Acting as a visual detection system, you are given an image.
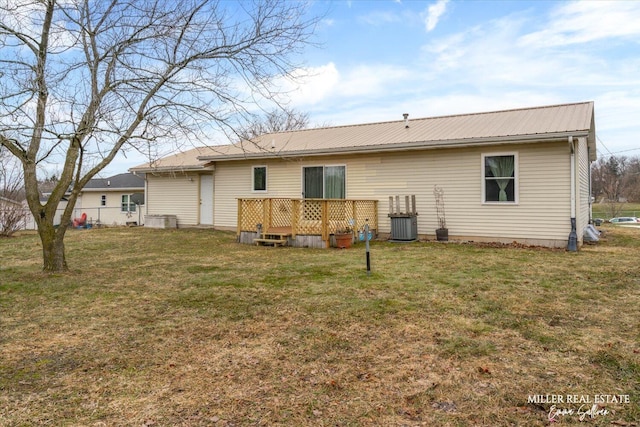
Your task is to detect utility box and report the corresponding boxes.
[388,195,418,241]
[145,214,177,229]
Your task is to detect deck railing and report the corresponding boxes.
[237,198,378,243]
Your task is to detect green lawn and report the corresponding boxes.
[592,202,640,219]
[1,226,639,426]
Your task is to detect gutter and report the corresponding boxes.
[129,164,215,174]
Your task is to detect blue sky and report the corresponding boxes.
[111,0,640,175]
[293,1,638,151]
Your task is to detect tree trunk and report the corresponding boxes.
[39,224,68,272]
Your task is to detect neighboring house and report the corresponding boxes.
[0,196,23,210]
[43,173,145,226]
[0,196,35,232]
[130,102,596,249]
[76,173,145,226]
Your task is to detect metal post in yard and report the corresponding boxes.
[365,219,371,275]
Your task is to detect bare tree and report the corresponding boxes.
[621,156,640,203]
[240,107,310,140]
[592,156,626,200]
[591,155,631,218]
[0,0,320,271]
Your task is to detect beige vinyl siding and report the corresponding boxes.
[146,173,199,226]
[80,192,134,225]
[214,163,247,228]
[214,159,323,228]
[577,136,591,244]
[214,141,573,245]
[354,142,571,243]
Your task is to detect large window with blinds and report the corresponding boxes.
[303,166,346,199]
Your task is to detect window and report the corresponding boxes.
[303,166,345,199]
[100,195,106,206]
[121,194,136,212]
[253,166,267,192]
[483,154,517,203]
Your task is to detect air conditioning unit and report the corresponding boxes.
[388,195,418,242]
[390,214,418,241]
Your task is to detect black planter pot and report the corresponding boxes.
[436,228,448,241]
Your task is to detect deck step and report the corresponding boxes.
[254,238,288,247]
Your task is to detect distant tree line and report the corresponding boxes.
[240,108,310,140]
[591,155,640,204]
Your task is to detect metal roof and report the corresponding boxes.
[83,173,145,190]
[130,147,218,173]
[0,196,23,205]
[130,102,596,172]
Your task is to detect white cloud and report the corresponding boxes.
[592,91,640,132]
[2,1,79,53]
[283,63,341,106]
[519,1,640,48]
[321,18,335,28]
[422,17,564,86]
[281,62,413,110]
[412,92,562,118]
[338,64,410,98]
[419,12,638,91]
[423,0,449,32]
[358,10,401,26]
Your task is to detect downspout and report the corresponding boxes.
[588,145,593,224]
[143,174,148,225]
[567,136,578,251]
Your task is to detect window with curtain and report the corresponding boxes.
[484,154,516,202]
[303,165,345,199]
[253,166,267,192]
[325,166,345,199]
[121,194,136,212]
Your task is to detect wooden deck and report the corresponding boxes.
[237,198,378,248]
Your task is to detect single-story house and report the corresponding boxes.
[43,173,145,226]
[0,196,35,231]
[130,101,596,249]
[75,173,145,226]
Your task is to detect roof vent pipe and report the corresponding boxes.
[403,113,409,128]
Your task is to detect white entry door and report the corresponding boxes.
[199,174,214,225]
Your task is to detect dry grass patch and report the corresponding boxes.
[1,226,639,426]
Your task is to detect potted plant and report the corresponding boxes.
[334,225,353,249]
[433,185,448,241]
